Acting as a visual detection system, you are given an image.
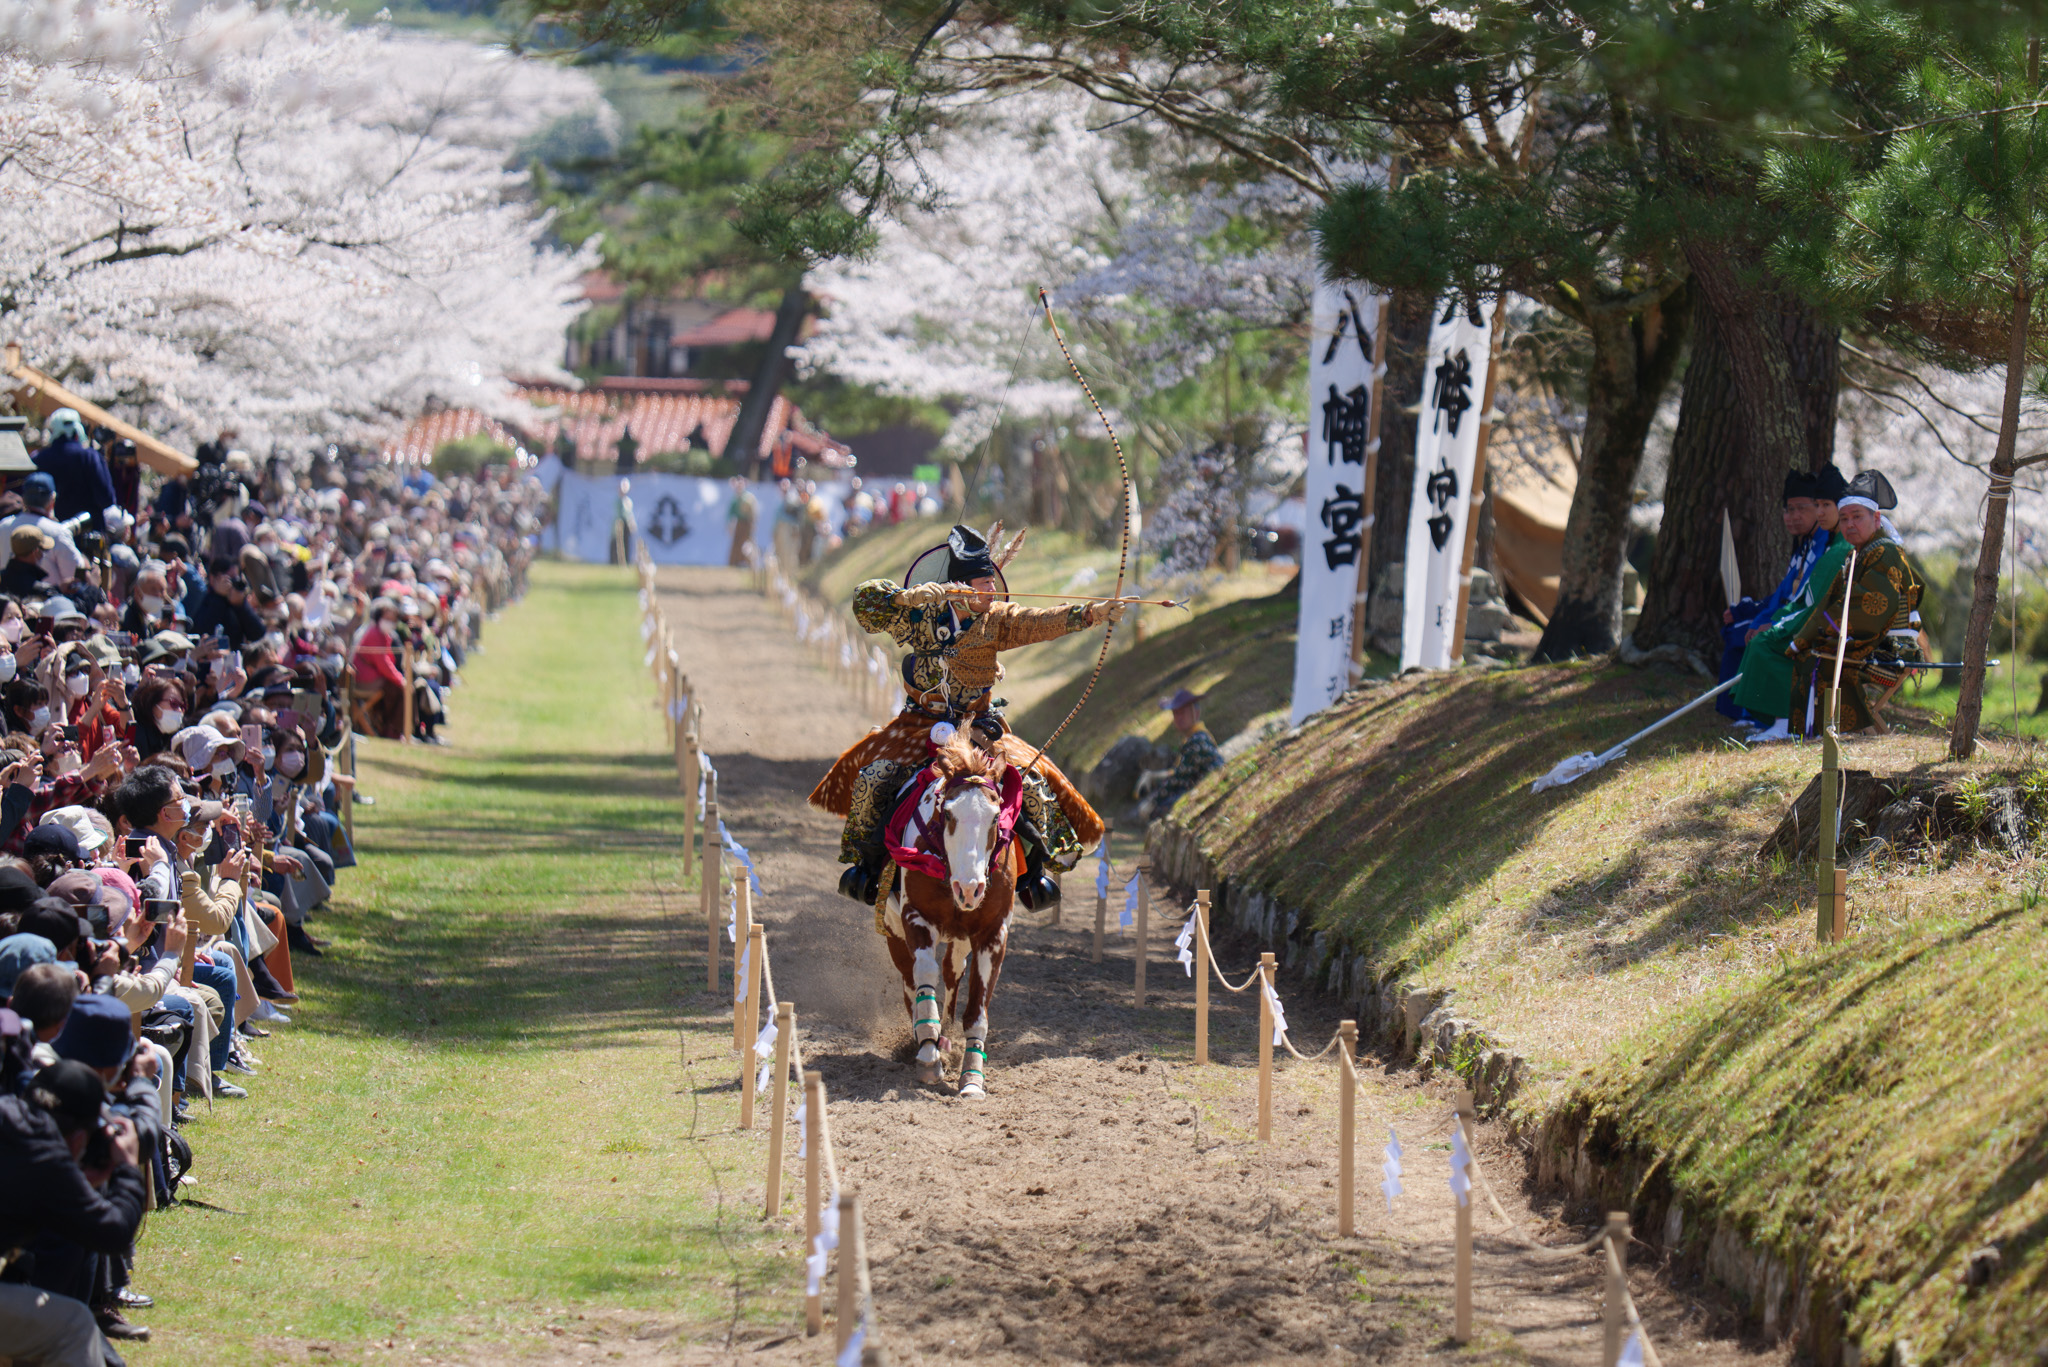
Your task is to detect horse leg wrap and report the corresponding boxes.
[911,984,942,1046]
[960,1032,988,1092]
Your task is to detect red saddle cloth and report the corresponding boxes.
[882,763,1024,880]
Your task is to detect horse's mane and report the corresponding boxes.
[932,731,1003,784]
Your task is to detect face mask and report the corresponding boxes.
[0,619,21,645]
[0,653,14,684]
[65,674,90,697]
[140,595,165,615]
[277,752,305,778]
[30,706,51,732]
[182,799,198,822]
[260,746,275,766]
[156,708,184,733]
[212,758,238,778]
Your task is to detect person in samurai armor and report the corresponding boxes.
[1786,470,1923,736]
[810,524,1120,910]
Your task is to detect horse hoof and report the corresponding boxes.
[958,1082,986,1100]
[917,1062,945,1086]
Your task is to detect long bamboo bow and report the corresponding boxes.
[1019,287,1134,776]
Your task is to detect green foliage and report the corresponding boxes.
[433,433,515,478]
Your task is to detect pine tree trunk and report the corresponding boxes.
[1635,297,1839,657]
[725,286,810,475]
[1368,290,1435,588]
[1532,282,1692,660]
[1949,288,2031,759]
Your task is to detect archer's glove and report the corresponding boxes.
[1084,599,1127,626]
[898,581,956,608]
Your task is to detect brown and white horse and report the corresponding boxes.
[878,733,1021,1099]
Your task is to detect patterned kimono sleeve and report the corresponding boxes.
[1172,728,1224,789]
[852,580,918,645]
[1794,546,1905,653]
[987,600,1091,650]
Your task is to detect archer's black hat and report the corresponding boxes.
[944,525,998,582]
[1843,469,1898,510]
[1813,463,1850,502]
[1783,469,1817,501]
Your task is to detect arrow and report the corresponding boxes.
[931,589,1188,609]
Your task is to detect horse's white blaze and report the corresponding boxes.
[943,784,1000,910]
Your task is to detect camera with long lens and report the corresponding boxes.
[80,1117,117,1169]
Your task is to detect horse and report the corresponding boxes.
[876,731,1023,1099]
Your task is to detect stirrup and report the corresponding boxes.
[839,860,883,906]
[1017,870,1061,910]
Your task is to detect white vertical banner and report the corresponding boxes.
[1291,281,1386,726]
[1400,300,1493,672]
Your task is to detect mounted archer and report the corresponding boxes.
[809,523,1119,909]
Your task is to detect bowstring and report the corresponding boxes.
[1020,287,1132,778]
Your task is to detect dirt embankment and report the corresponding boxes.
[656,566,1780,1367]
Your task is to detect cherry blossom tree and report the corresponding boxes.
[1,0,604,451]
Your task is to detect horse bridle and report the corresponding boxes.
[906,770,1011,867]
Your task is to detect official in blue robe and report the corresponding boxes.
[1718,469,1832,721]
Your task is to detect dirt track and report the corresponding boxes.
[659,565,1785,1367]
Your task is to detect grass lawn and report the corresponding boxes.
[135,561,798,1364]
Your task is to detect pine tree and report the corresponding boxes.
[1770,32,2048,757]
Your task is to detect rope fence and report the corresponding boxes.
[636,550,886,1367]
[652,548,1659,1367]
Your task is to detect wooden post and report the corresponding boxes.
[681,722,698,878]
[1602,1211,1631,1367]
[739,925,763,1130]
[835,1190,860,1352]
[703,799,722,993]
[1454,1086,1475,1344]
[1194,889,1211,1066]
[400,641,415,742]
[1818,687,1840,944]
[805,1071,824,1336]
[1133,855,1150,1007]
[765,1003,793,1216]
[1257,952,1276,1142]
[339,724,356,846]
[1338,1020,1357,1236]
[1833,865,1849,941]
[733,879,754,1051]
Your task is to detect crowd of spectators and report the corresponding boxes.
[0,415,546,1364]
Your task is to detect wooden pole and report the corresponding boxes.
[733,878,754,1051]
[1833,865,1849,941]
[1818,686,1840,944]
[1338,1020,1357,1236]
[703,799,722,993]
[1133,855,1150,1007]
[1194,889,1211,1066]
[400,641,416,742]
[340,724,356,846]
[835,1190,860,1352]
[681,721,698,878]
[1257,952,1276,1142]
[805,1071,824,1336]
[1454,1086,1476,1344]
[1602,1211,1631,1367]
[739,925,763,1130]
[765,1002,793,1217]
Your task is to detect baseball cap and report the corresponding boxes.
[28,1058,105,1130]
[9,526,52,556]
[39,805,109,854]
[0,931,58,996]
[23,824,82,862]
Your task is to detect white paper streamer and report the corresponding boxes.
[754,1020,778,1093]
[1094,844,1110,901]
[806,1198,841,1295]
[643,642,658,667]
[1618,1331,1644,1367]
[1261,973,1289,1046]
[638,588,649,610]
[837,1323,865,1367]
[640,617,655,642]
[794,1102,806,1157]
[735,941,750,1002]
[1448,1116,1471,1207]
[719,821,765,897]
[1174,906,1199,976]
[1381,1127,1404,1209]
[725,887,737,943]
[1121,871,1140,933]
